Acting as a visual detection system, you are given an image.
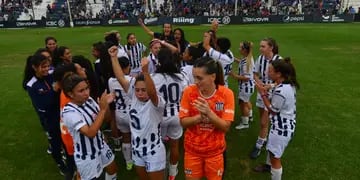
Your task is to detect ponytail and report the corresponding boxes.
[215,61,225,86]
[271,57,300,89]
[22,56,35,90]
[284,57,300,89]
[242,41,254,73]
[22,54,49,90]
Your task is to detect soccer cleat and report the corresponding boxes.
[46,146,52,154]
[253,164,271,173]
[57,163,67,176]
[126,162,134,171]
[250,147,261,159]
[168,175,176,180]
[235,123,249,130]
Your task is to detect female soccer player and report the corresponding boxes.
[109,46,166,180]
[229,41,255,130]
[138,18,174,42]
[53,63,87,179]
[124,33,147,76]
[107,56,135,170]
[152,48,188,180]
[179,57,235,180]
[23,53,66,175]
[61,74,118,180]
[45,36,58,59]
[254,58,299,180]
[53,46,72,67]
[173,28,189,67]
[105,30,129,58]
[181,46,203,84]
[251,37,281,159]
[202,32,234,87]
[146,39,161,74]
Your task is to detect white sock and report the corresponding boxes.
[241,116,249,125]
[122,143,132,164]
[255,137,266,149]
[266,152,271,166]
[105,172,117,180]
[169,162,178,176]
[271,167,282,180]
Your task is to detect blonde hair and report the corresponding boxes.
[241,41,254,73]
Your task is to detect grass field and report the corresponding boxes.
[1,23,360,180]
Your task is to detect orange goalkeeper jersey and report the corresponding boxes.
[179,85,235,157]
[60,91,74,155]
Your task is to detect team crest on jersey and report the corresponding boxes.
[215,102,224,111]
[185,168,192,175]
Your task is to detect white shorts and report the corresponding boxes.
[100,143,115,168]
[161,116,183,140]
[266,131,292,158]
[255,93,265,109]
[115,111,131,133]
[75,142,115,180]
[238,89,253,102]
[132,143,166,172]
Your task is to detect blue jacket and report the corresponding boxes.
[26,75,60,130]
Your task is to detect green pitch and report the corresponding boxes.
[0,23,360,179]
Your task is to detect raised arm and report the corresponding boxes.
[108,46,130,92]
[160,40,179,54]
[210,19,219,33]
[203,32,232,64]
[138,18,155,37]
[141,57,158,106]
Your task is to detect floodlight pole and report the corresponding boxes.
[235,0,238,16]
[66,0,74,27]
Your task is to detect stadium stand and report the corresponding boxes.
[0,0,358,21]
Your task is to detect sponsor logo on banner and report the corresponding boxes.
[331,15,345,22]
[0,23,4,27]
[144,17,158,25]
[222,16,231,24]
[321,15,331,22]
[16,21,37,27]
[172,17,195,24]
[75,20,101,26]
[283,15,305,23]
[58,19,65,27]
[108,19,129,25]
[207,16,231,24]
[243,17,269,23]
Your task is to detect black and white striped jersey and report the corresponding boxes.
[238,57,255,93]
[117,44,129,59]
[269,83,296,137]
[206,48,234,86]
[254,54,281,84]
[124,43,147,71]
[62,98,105,160]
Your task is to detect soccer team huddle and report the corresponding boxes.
[22,19,300,180]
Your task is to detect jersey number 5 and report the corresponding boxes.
[129,109,141,130]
